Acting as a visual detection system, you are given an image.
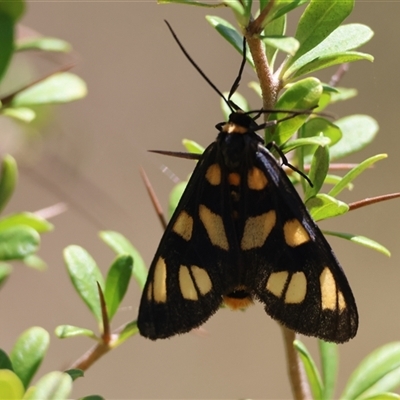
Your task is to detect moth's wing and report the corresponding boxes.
[242,146,358,343]
[137,143,236,340]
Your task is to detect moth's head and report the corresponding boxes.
[221,112,256,135]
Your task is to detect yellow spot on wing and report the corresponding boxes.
[199,204,229,250]
[284,219,310,247]
[153,257,167,303]
[285,272,307,304]
[146,281,153,301]
[228,172,241,186]
[338,291,346,312]
[320,267,337,310]
[179,265,198,300]
[248,167,268,190]
[191,266,212,295]
[206,164,221,186]
[266,271,289,298]
[173,211,193,241]
[241,211,276,250]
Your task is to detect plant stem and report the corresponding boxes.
[69,341,111,371]
[245,33,279,110]
[282,326,312,400]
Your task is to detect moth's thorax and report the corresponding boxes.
[218,131,258,170]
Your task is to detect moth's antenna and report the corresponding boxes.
[227,36,247,104]
[164,20,232,111]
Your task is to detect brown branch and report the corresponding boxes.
[139,166,167,230]
[68,341,111,371]
[349,192,400,211]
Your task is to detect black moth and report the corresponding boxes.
[137,22,358,343]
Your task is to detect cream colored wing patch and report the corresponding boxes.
[199,204,229,250]
[320,267,346,312]
[152,257,167,303]
[205,164,221,186]
[248,167,268,190]
[266,271,307,304]
[284,219,310,247]
[173,211,193,241]
[241,211,276,250]
[179,265,212,300]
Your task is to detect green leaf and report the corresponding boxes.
[290,0,354,64]
[324,174,354,191]
[54,325,98,340]
[330,115,379,160]
[64,245,104,323]
[328,154,387,198]
[104,255,133,321]
[301,117,342,160]
[22,254,47,271]
[0,0,25,21]
[0,349,12,370]
[64,369,84,382]
[16,37,71,52]
[12,72,87,106]
[0,226,40,260]
[280,135,331,154]
[23,371,72,400]
[319,340,338,400]
[262,0,308,26]
[206,16,254,66]
[306,194,349,221]
[263,14,286,68]
[10,327,49,389]
[341,342,400,400]
[222,0,249,27]
[0,13,13,82]
[294,340,323,400]
[99,231,147,290]
[78,396,105,400]
[285,23,373,79]
[0,212,53,233]
[0,263,12,288]
[267,77,322,145]
[330,87,358,103]
[114,320,139,347]
[261,35,299,56]
[182,139,204,154]
[323,231,390,257]
[1,107,36,123]
[305,144,330,201]
[0,370,24,400]
[0,155,18,214]
[362,393,400,400]
[169,181,187,218]
[289,51,373,80]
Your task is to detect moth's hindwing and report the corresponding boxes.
[242,145,358,343]
[138,118,358,343]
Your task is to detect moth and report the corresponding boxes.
[137,22,358,343]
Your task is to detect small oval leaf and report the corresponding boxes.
[10,327,49,389]
[12,72,87,106]
[63,246,104,323]
[104,255,133,321]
